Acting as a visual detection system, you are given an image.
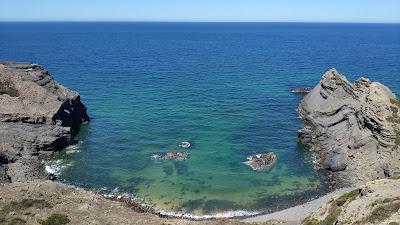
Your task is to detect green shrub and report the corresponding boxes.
[388,222,399,225]
[370,204,386,221]
[0,212,6,223]
[366,201,400,223]
[38,213,70,225]
[4,199,51,212]
[8,218,26,225]
[321,208,341,225]
[390,98,400,108]
[19,199,51,209]
[0,81,18,97]
[335,189,360,206]
[302,217,320,225]
[395,130,400,146]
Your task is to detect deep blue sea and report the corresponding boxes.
[1,22,399,217]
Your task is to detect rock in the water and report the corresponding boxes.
[298,68,400,186]
[151,152,190,161]
[245,152,277,171]
[0,62,89,182]
[66,149,77,155]
[292,87,311,94]
[179,141,191,148]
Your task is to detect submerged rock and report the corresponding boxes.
[151,152,190,161]
[0,62,89,182]
[292,87,311,94]
[179,141,191,148]
[245,152,277,171]
[298,68,400,186]
[66,149,77,155]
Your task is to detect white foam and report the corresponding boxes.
[157,209,259,220]
[150,154,162,160]
[65,141,83,153]
[99,189,258,220]
[45,159,67,176]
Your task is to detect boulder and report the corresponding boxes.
[245,152,277,171]
[292,87,311,94]
[298,69,400,186]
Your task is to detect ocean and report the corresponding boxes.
[1,22,399,217]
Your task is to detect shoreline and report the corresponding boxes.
[0,179,353,224]
[242,187,353,223]
[107,187,350,222]
[3,179,398,225]
[55,177,347,222]
[44,145,337,221]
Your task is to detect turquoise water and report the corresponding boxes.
[0,22,399,216]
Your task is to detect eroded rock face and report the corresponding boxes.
[0,62,89,182]
[298,69,400,186]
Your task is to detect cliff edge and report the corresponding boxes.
[0,62,89,182]
[298,69,400,186]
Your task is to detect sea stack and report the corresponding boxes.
[0,62,89,182]
[298,69,400,186]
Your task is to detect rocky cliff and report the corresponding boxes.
[298,69,400,186]
[0,62,89,182]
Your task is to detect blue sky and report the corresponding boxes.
[0,0,399,23]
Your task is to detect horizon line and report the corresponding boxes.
[1,20,400,25]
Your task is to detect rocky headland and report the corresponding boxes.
[298,69,400,186]
[0,62,89,182]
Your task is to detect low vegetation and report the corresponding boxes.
[335,189,360,206]
[395,130,400,146]
[0,199,52,225]
[301,189,360,225]
[0,80,19,97]
[302,193,400,225]
[388,98,400,124]
[364,200,400,224]
[8,217,26,225]
[0,212,6,224]
[387,98,400,147]
[38,213,70,225]
[390,98,400,108]
[302,217,319,225]
[3,199,51,212]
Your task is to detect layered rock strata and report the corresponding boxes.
[0,62,89,182]
[298,69,400,186]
